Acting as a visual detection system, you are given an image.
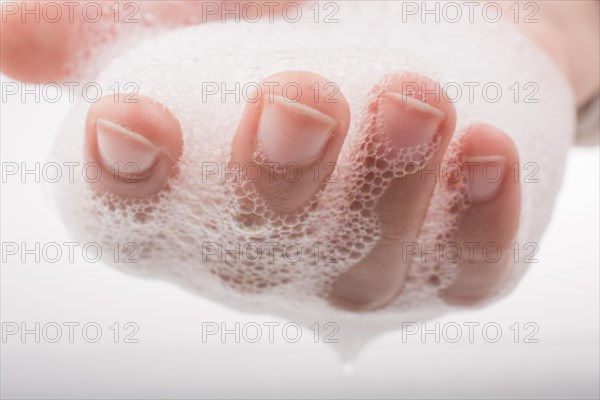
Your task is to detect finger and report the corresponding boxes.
[330,71,457,311]
[84,94,184,198]
[441,124,521,305]
[230,70,351,214]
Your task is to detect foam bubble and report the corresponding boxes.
[49,1,575,345]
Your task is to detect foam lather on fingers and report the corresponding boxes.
[49,2,574,345]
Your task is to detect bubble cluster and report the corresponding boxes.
[49,1,574,332]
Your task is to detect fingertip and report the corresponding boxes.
[379,71,457,144]
[84,95,184,199]
[0,4,71,82]
[461,123,521,207]
[231,70,351,213]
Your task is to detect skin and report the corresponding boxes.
[1,1,597,311]
[500,0,600,107]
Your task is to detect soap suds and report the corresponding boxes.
[48,2,575,347]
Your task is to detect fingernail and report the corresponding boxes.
[465,156,506,203]
[379,92,445,149]
[256,95,337,164]
[96,118,162,179]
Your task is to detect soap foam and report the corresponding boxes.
[49,1,575,346]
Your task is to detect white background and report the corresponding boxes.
[1,75,598,399]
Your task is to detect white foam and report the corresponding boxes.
[49,1,575,351]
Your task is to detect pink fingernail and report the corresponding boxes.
[465,156,506,202]
[256,96,337,164]
[379,92,445,149]
[96,118,162,179]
